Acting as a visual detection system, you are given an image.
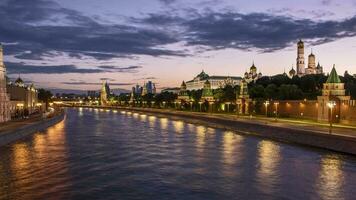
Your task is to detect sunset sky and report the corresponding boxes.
[1,0,356,92]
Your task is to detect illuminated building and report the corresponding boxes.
[186,70,241,90]
[0,43,11,123]
[317,65,350,122]
[295,40,323,76]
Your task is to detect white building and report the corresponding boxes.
[186,70,242,91]
[295,40,323,77]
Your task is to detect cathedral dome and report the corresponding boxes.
[289,67,296,76]
[250,63,257,71]
[15,77,25,87]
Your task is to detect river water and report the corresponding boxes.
[0,108,355,200]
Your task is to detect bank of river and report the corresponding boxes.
[0,111,65,146]
[77,106,356,155]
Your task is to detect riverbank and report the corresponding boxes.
[74,105,356,155]
[0,111,65,146]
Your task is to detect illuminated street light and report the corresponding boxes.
[327,101,336,134]
[264,101,270,117]
[274,102,279,121]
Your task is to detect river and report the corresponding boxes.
[0,108,355,200]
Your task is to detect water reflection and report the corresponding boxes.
[160,118,168,130]
[1,108,355,200]
[196,125,206,153]
[140,114,147,122]
[317,155,345,200]
[148,115,156,127]
[172,120,184,133]
[12,143,31,189]
[222,131,244,166]
[256,140,281,194]
[78,107,83,116]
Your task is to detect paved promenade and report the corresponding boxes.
[0,115,43,135]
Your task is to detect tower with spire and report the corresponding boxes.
[0,44,11,123]
[317,65,350,122]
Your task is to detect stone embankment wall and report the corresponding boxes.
[119,107,356,155]
[0,112,65,146]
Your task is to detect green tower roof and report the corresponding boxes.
[326,65,341,83]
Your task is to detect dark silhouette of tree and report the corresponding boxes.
[38,88,53,110]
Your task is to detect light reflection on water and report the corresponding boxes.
[318,155,345,200]
[0,108,355,200]
[257,140,281,194]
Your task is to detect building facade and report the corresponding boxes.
[186,70,241,91]
[295,40,323,77]
[0,44,11,123]
[7,77,39,115]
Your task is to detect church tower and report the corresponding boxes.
[0,44,11,123]
[296,40,305,75]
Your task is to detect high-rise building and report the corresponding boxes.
[100,81,108,105]
[0,44,11,123]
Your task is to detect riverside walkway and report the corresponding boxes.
[78,105,356,139]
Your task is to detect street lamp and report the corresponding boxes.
[327,101,336,134]
[274,102,279,121]
[264,101,270,117]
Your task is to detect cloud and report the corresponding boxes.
[61,81,133,86]
[5,62,143,74]
[0,0,186,62]
[158,0,176,5]
[136,10,356,52]
[3,0,356,64]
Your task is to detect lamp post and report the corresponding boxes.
[274,102,279,121]
[327,101,336,134]
[264,101,270,117]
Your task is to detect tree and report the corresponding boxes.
[278,84,303,100]
[38,88,53,110]
[249,85,265,99]
[265,84,278,99]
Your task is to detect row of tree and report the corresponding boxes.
[115,73,356,106]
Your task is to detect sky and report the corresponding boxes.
[1,0,356,92]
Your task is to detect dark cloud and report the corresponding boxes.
[61,81,133,86]
[158,0,177,5]
[5,62,142,74]
[181,12,356,52]
[97,65,142,73]
[135,10,356,52]
[0,0,186,62]
[3,0,356,66]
